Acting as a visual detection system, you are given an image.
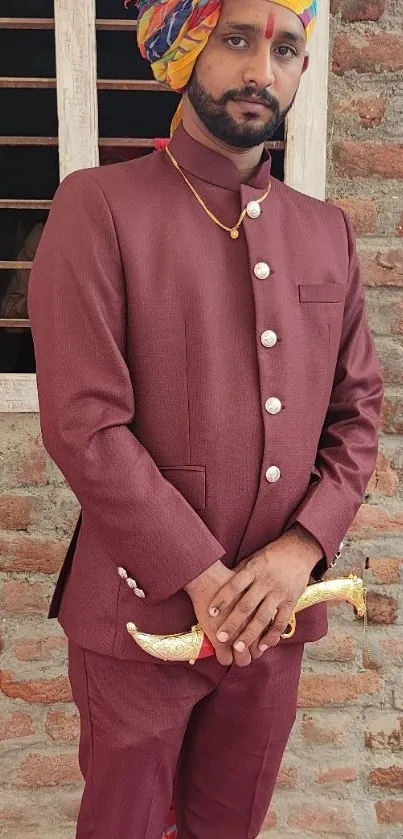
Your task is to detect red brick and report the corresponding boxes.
[0,494,31,530]
[362,250,403,289]
[328,197,376,235]
[14,436,47,486]
[62,797,81,823]
[45,710,80,742]
[0,533,66,573]
[368,557,403,584]
[350,504,403,537]
[367,591,398,624]
[0,580,48,614]
[370,765,403,787]
[276,765,298,788]
[316,766,358,784]
[19,752,81,786]
[263,809,277,828]
[380,638,403,663]
[333,33,403,75]
[0,670,72,703]
[377,341,403,385]
[301,713,350,746]
[298,672,383,707]
[365,714,403,750]
[288,803,356,835]
[333,97,387,129]
[333,141,403,179]
[366,296,403,338]
[375,800,403,823]
[14,636,67,661]
[380,396,403,433]
[0,711,34,741]
[0,807,24,826]
[355,97,387,128]
[306,631,358,662]
[367,453,399,497]
[361,250,403,288]
[332,0,386,20]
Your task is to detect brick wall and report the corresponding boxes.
[1,4,402,838]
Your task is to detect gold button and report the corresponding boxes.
[261,330,278,348]
[247,201,261,219]
[266,466,281,483]
[265,397,282,415]
[254,262,271,280]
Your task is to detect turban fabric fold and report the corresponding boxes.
[129,0,318,94]
[135,0,221,93]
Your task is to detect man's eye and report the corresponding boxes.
[224,36,249,49]
[275,45,298,58]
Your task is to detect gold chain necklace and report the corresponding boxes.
[165,145,271,240]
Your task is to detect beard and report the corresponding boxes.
[186,71,296,149]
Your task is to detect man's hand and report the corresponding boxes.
[185,561,263,667]
[185,561,238,666]
[208,525,323,660]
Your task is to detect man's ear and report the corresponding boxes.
[302,53,310,75]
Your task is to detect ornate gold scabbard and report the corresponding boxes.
[126,575,366,663]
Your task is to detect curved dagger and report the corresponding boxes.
[127,575,366,663]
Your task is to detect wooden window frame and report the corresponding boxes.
[0,0,330,413]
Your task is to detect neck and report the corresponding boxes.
[181,95,265,184]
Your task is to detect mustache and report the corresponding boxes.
[220,86,280,114]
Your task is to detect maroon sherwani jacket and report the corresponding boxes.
[28,125,383,660]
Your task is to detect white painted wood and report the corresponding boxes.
[0,374,39,413]
[284,0,330,200]
[54,0,99,179]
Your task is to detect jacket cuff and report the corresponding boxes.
[113,527,227,605]
[284,500,345,579]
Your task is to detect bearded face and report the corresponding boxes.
[186,0,307,149]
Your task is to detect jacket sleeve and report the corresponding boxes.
[28,170,227,604]
[285,210,384,576]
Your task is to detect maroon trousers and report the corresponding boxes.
[68,640,304,839]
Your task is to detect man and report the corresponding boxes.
[28,1,383,837]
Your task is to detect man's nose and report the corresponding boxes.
[243,46,275,89]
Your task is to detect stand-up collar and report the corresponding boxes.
[167,123,272,192]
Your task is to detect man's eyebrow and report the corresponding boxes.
[219,21,262,35]
[275,29,306,47]
[219,21,306,46]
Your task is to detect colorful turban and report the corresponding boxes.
[130,0,318,94]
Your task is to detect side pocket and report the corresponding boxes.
[159,466,206,512]
[299,283,345,303]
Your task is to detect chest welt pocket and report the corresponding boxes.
[299,283,345,303]
[158,466,206,512]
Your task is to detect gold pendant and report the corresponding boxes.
[230,228,239,239]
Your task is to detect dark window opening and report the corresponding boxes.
[0,5,56,372]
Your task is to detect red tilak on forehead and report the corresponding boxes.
[265,13,275,39]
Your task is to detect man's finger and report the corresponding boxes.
[213,641,234,666]
[258,603,294,650]
[229,597,279,651]
[208,567,254,618]
[214,587,267,644]
[233,648,252,667]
